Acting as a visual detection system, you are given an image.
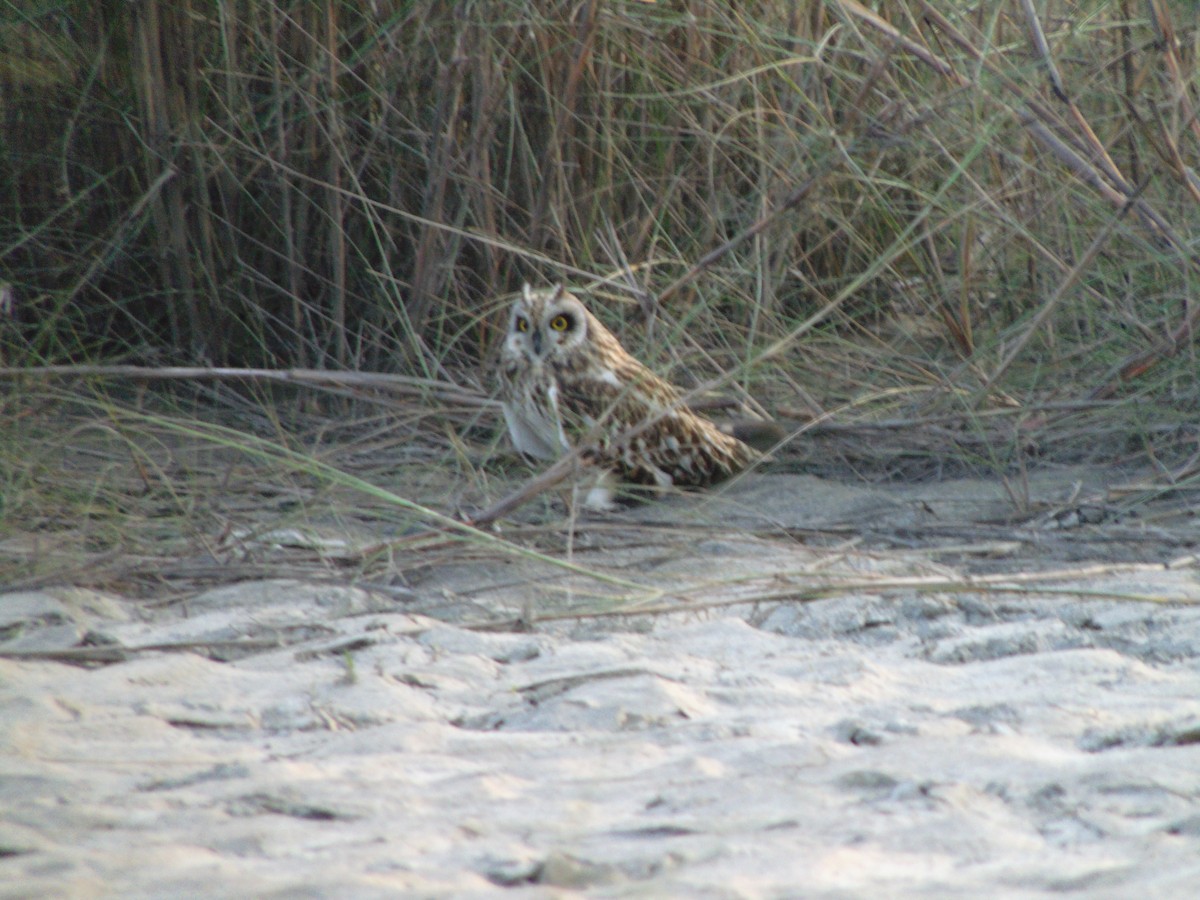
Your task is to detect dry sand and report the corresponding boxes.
[3,469,1200,897]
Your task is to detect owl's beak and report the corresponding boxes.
[531,330,543,355]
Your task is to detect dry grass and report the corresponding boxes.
[3,1,1200,593]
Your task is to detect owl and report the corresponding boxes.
[497,283,760,510]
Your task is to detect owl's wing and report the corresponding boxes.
[555,359,756,487]
[555,359,679,437]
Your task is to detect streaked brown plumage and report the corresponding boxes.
[497,283,758,509]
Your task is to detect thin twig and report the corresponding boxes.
[984,186,1140,391]
[0,365,492,408]
[464,454,578,529]
[471,555,1200,629]
[657,165,835,305]
[831,0,960,81]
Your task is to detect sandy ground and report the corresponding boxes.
[3,468,1200,897]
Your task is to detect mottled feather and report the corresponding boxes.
[497,283,759,505]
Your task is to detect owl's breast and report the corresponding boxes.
[499,368,571,462]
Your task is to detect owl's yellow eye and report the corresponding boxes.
[549,314,571,332]
[515,316,530,333]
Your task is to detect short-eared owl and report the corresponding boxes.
[497,283,759,510]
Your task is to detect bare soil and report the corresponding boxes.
[3,453,1200,897]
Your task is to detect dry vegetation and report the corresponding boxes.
[2,1,1200,593]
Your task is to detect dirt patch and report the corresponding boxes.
[3,465,1200,895]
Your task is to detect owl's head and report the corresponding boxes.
[505,283,591,362]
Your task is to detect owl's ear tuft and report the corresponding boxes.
[522,283,536,303]
[549,283,566,303]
